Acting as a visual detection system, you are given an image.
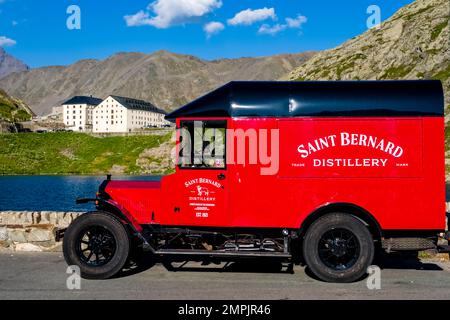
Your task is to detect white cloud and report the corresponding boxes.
[0,36,16,47]
[259,14,307,36]
[124,10,151,27]
[124,0,222,29]
[203,21,224,38]
[227,7,275,26]
[285,14,307,28]
[258,24,286,36]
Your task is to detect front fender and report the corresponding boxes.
[76,198,144,236]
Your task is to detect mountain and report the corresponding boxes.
[284,0,450,109]
[0,50,315,115]
[0,47,29,80]
[0,88,34,123]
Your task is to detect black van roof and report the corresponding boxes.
[165,80,444,121]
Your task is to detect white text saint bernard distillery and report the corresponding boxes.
[297,132,404,158]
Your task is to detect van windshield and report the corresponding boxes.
[178,120,226,169]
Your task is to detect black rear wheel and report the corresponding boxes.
[63,212,130,279]
[303,213,374,283]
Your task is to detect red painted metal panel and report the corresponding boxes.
[103,115,446,232]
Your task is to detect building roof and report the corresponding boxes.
[165,80,444,121]
[62,96,103,106]
[110,95,166,114]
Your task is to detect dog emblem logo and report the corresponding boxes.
[197,186,209,196]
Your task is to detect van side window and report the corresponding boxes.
[179,120,226,169]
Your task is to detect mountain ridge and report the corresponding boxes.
[0,50,315,115]
[284,0,450,109]
[0,47,29,80]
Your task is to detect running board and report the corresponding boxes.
[155,249,291,258]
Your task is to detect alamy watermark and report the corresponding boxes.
[366,5,381,30]
[66,265,81,290]
[366,265,381,290]
[67,5,81,30]
[173,123,280,176]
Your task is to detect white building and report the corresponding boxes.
[93,95,169,133]
[62,96,103,132]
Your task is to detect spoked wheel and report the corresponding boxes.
[63,212,130,279]
[318,228,360,271]
[75,226,117,267]
[303,213,374,283]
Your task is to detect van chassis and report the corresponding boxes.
[57,191,450,278]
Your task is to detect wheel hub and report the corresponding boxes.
[318,228,360,270]
[328,238,348,257]
[76,226,117,267]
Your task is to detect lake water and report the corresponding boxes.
[0,175,160,212]
[1,176,449,212]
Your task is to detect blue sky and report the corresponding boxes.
[0,0,414,68]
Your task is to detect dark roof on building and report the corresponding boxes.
[165,80,444,121]
[62,96,103,106]
[110,95,166,114]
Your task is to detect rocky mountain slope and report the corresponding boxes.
[0,50,315,115]
[285,0,449,109]
[0,47,29,80]
[0,88,34,121]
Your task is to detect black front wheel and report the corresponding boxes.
[63,212,130,279]
[302,213,374,283]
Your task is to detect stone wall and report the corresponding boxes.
[0,211,81,252]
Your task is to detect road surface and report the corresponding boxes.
[0,252,449,300]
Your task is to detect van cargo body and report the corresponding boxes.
[62,80,448,283]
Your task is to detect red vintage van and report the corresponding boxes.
[62,80,449,283]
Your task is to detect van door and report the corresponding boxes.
[171,119,229,227]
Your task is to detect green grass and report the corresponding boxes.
[404,5,433,21]
[0,103,32,122]
[0,104,15,122]
[380,64,413,79]
[0,132,172,175]
[416,72,425,78]
[426,48,440,55]
[432,64,450,82]
[336,61,355,80]
[431,19,449,41]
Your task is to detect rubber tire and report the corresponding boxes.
[302,213,374,283]
[63,212,130,280]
